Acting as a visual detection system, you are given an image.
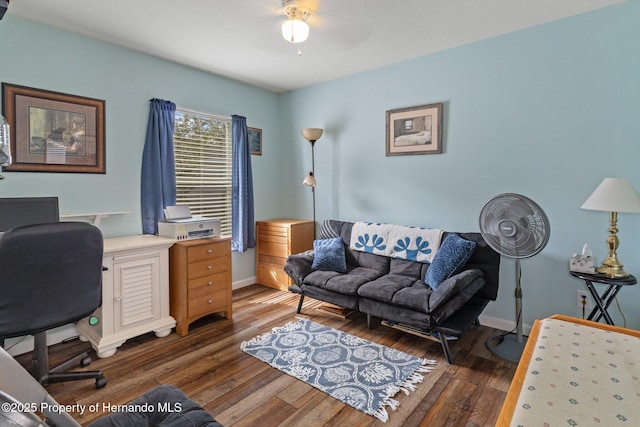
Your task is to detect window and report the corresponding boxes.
[173,109,232,236]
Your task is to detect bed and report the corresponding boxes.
[496,314,640,426]
[394,130,431,146]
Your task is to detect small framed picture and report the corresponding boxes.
[2,83,105,173]
[386,103,443,156]
[248,127,262,155]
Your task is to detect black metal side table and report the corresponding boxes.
[570,271,637,325]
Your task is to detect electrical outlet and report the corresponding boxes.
[577,290,592,309]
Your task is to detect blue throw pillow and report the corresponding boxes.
[425,234,476,290]
[312,237,347,273]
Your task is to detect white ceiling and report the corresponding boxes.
[7,0,625,93]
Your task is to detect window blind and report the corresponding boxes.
[174,110,232,236]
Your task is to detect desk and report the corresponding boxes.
[570,271,637,325]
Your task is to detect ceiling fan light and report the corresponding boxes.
[282,18,309,43]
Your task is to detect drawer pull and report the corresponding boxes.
[207,249,212,253]
[208,281,212,285]
[207,265,212,270]
[207,300,212,304]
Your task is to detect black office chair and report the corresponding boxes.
[0,222,107,389]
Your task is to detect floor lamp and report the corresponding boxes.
[302,128,323,238]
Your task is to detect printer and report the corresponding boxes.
[157,206,220,241]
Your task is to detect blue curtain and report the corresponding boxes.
[141,99,176,235]
[231,115,255,252]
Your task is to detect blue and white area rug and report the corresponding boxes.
[240,317,436,422]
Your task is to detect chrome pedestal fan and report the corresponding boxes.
[479,193,550,363]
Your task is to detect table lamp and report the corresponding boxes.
[581,178,640,277]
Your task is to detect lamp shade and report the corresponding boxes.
[302,173,316,187]
[282,18,309,43]
[302,128,323,142]
[581,178,640,213]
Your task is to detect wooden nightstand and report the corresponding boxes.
[256,219,314,291]
[169,237,232,336]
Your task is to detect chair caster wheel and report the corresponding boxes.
[81,356,92,367]
[95,376,107,389]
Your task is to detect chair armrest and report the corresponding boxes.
[283,250,314,287]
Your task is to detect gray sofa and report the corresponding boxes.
[284,220,500,363]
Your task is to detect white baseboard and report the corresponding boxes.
[232,276,256,290]
[478,314,532,336]
[5,326,78,357]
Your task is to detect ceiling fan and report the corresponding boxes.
[279,0,320,44]
[269,0,371,55]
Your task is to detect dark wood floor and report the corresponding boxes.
[16,285,516,426]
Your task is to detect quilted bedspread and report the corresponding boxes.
[509,317,640,426]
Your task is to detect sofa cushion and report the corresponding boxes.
[359,268,484,315]
[312,237,347,272]
[389,258,424,279]
[387,281,433,313]
[349,249,391,273]
[304,268,381,296]
[357,274,419,302]
[425,233,476,290]
[359,274,486,330]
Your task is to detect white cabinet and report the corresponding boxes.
[76,235,176,358]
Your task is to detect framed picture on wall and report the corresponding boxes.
[385,102,443,156]
[248,127,262,155]
[1,83,105,173]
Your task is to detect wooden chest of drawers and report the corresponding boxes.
[169,237,232,336]
[256,219,314,291]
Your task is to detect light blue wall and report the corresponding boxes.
[281,0,640,329]
[0,16,285,282]
[1,1,639,331]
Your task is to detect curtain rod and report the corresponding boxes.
[176,106,231,121]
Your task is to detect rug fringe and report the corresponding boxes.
[374,407,390,423]
[398,358,436,394]
[375,386,401,423]
[240,318,305,350]
[373,358,438,422]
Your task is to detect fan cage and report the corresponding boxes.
[479,193,550,259]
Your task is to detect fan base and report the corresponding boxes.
[486,333,527,364]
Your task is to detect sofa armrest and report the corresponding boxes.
[283,250,314,287]
[428,268,483,312]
